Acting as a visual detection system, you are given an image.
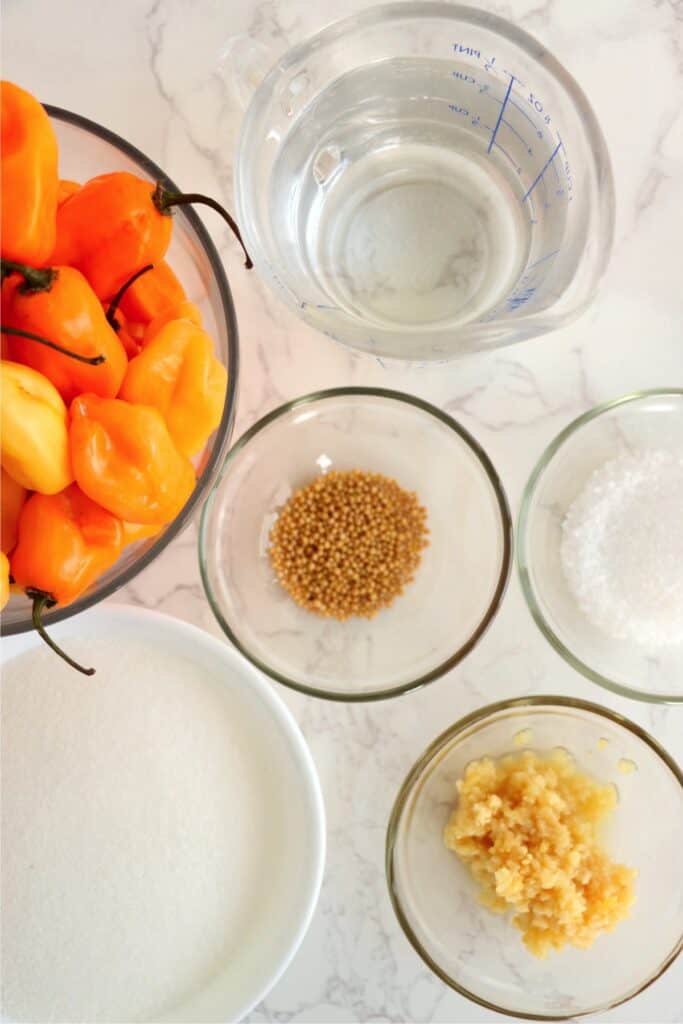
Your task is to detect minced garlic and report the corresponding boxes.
[444,749,636,958]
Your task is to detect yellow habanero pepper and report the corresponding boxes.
[0,551,9,610]
[1,360,73,494]
[119,319,227,457]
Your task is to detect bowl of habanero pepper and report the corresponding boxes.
[0,81,246,673]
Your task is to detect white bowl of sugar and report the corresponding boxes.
[1,605,325,1023]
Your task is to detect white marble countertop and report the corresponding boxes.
[5,1,682,1021]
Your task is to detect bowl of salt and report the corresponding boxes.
[517,390,683,704]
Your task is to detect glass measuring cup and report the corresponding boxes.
[234,3,614,361]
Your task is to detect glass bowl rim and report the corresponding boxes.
[1,103,240,637]
[198,385,513,702]
[385,693,683,1021]
[517,388,683,705]
[235,0,615,341]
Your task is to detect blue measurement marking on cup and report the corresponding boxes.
[487,72,515,153]
[449,44,574,320]
[526,249,559,271]
[478,87,534,154]
[481,124,516,167]
[450,45,574,220]
[510,97,541,133]
[480,119,537,213]
[501,118,533,153]
[478,246,559,322]
[521,140,562,202]
[484,122,539,218]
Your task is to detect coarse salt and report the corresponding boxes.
[560,449,683,647]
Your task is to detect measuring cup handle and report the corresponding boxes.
[218,34,280,111]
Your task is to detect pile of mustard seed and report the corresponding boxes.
[269,469,429,620]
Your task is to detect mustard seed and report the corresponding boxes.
[268,469,429,620]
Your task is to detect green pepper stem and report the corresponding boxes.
[106,263,154,330]
[27,589,95,676]
[152,184,253,269]
[1,326,105,366]
[0,259,58,293]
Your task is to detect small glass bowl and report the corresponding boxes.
[517,390,683,704]
[386,696,683,1020]
[1,105,239,637]
[199,388,512,701]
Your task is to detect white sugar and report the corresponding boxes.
[561,449,683,647]
[1,638,274,1022]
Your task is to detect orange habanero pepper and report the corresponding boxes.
[143,299,202,347]
[10,483,124,674]
[120,319,227,458]
[52,171,251,300]
[0,550,9,611]
[56,179,80,206]
[1,468,27,553]
[125,320,146,344]
[121,521,163,547]
[101,262,155,358]
[1,262,127,403]
[70,395,196,525]
[103,306,140,359]
[0,82,58,265]
[119,259,186,324]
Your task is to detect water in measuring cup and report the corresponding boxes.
[269,57,544,331]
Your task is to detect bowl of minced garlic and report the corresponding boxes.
[443,748,636,958]
[386,697,683,1018]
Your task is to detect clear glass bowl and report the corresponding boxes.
[386,696,683,1019]
[1,105,239,637]
[517,390,683,704]
[235,2,614,361]
[199,388,512,700]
